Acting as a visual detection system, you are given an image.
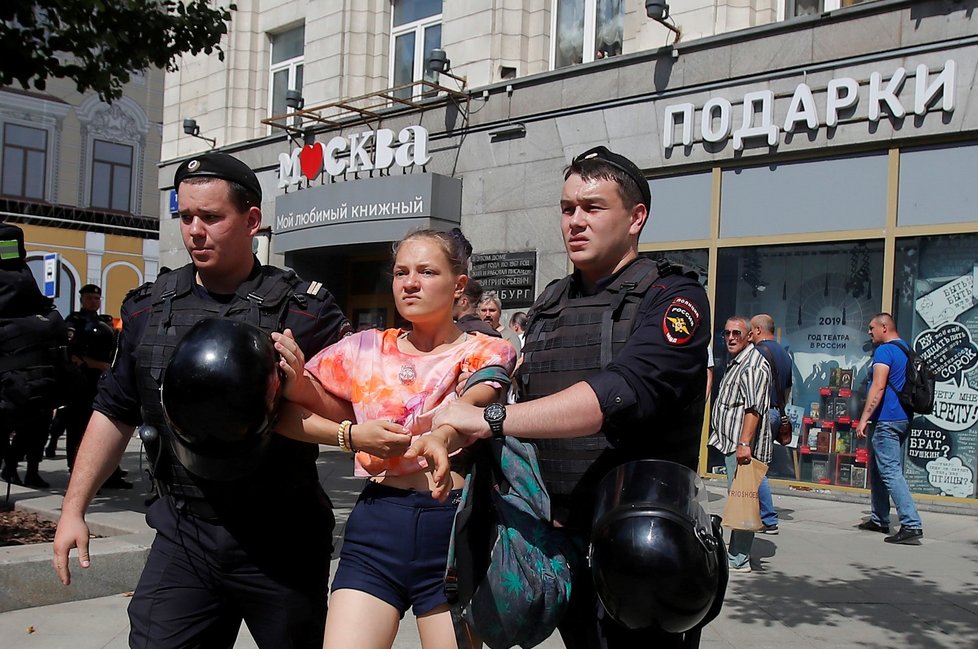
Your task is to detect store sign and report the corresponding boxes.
[663,60,956,152]
[470,251,537,309]
[272,172,462,253]
[278,125,430,189]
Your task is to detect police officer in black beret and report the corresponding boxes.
[52,152,408,648]
[428,147,713,648]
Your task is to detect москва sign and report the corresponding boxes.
[278,125,430,189]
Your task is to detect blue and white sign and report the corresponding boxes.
[169,189,179,215]
[43,253,59,298]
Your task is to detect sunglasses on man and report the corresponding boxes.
[721,329,745,338]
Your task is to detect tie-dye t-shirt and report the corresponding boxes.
[305,328,516,477]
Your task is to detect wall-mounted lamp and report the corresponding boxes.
[182,118,216,148]
[646,1,682,44]
[285,89,304,110]
[426,48,466,86]
[488,122,526,143]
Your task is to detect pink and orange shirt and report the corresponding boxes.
[305,328,516,477]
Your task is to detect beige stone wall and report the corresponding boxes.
[158,0,885,166]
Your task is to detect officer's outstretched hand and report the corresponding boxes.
[431,401,490,440]
[351,420,412,458]
[404,431,453,502]
[272,328,307,401]
[52,513,91,586]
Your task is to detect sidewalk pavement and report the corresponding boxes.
[2,439,977,649]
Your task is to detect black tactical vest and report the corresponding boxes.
[135,263,317,504]
[516,258,676,504]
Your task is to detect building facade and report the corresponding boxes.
[1,73,163,317]
[159,0,978,503]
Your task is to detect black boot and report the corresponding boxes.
[44,442,57,459]
[102,468,134,490]
[23,469,49,489]
[1,464,23,486]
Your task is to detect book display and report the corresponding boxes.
[798,371,870,488]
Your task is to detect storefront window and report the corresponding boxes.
[640,249,708,281]
[893,233,978,499]
[709,240,885,486]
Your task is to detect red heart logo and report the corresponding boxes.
[299,143,324,181]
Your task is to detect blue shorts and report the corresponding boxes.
[331,481,462,617]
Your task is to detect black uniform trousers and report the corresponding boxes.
[2,407,52,473]
[61,366,101,471]
[129,493,334,649]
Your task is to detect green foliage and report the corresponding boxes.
[0,0,235,101]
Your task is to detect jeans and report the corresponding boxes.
[724,453,753,568]
[759,409,779,527]
[869,420,923,530]
[758,476,778,527]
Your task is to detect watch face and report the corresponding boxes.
[485,403,506,423]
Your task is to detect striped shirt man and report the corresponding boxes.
[710,341,773,463]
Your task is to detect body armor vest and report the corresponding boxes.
[135,263,315,504]
[517,258,673,502]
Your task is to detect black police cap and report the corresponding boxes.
[572,146,652,212]
[79,284,101,296]
[174,152,262,202]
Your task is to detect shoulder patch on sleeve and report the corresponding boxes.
[662,297,700,345]
[123,281,153,305]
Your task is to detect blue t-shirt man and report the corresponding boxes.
[868,340,909,422]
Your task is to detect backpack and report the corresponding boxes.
[885,340,935,416]
[444,436,575,649]
[0,227,71,421]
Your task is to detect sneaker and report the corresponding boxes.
[760,524,779,535]
[728,562,752,573]
[857,520,890,534]
[884,528,923,545]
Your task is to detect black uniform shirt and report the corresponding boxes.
[94,261,351,425]
[578,259,711,444]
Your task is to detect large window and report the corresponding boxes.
[90,139,133,212]
[709,241,885,487]
[390,0,442,100]
[2,123,46,200]
[269,25,305,119]
[893,233,978,499]
[553,0,623,70]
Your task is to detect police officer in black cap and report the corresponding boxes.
[51,283,130,486]
[428,146,712,648]
[52,151,409,648]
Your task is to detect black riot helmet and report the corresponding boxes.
[69,319,116,363]
[589,460,727,634]
[161,318,283,481]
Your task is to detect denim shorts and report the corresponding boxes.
[331,481,462,617]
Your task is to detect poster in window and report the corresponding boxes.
[896,235,978,499]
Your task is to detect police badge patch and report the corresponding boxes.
[662,297,700,345]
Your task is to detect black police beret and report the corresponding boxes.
[174,152,262,201]
[571,146,652,212]
[79,284,102,296]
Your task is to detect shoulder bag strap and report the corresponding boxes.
[755,343,786,415]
